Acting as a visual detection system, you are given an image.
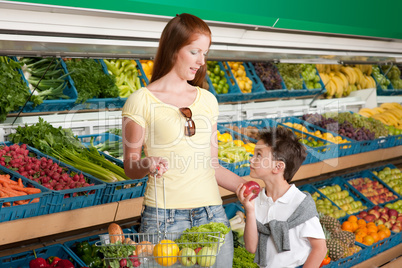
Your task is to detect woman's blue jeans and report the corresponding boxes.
[140,205,234,268]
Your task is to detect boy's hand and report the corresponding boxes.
[236,183,255,212]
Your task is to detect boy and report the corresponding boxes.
[236,126,327,268]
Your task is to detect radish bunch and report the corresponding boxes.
[0,143,94,191]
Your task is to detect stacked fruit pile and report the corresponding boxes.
[380,65,402,89]
[206,61,230,94]
[140,60,154,81]
[224,124,259,141]
[276,63,303,90]
[302,112,388,141]
[252,62,283,90]
[311,191,346,219]
[227,62,253,93]
[341,215,391,246]
[348,177,398,205]
[358,102,402,132]
[301,64,322,89]
[358,206,402,233]
[103,59,141,98]
[373,166,402,196]
[320,215,362,261]
[318,184,367,215]
[217,131,253,163]
[281,122,350,145]
[317,64,376,98]
[372,65,391,90]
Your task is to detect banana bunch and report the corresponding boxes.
[358,102,402,129]
[318,64,376,99]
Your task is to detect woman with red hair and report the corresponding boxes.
[122,13,246,267]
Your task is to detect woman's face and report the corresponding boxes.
[173,34,210,81]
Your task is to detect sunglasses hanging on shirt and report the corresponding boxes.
[179,107,196,136]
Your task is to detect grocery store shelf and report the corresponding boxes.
[351,242,402,268]
[1,145,400,248]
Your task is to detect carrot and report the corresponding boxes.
[9,184,41,195]
[17,178,23,188]
[0,175,17,185]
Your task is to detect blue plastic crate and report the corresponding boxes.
[135,59,151,86]
[206,61,243,103]
[62,58,128,111]
[372,65,402,96]
[313,177,371,216]
[324,242,367,268]
[299,184,348,220]
[220,61,266,101]
[0,169,51,222]
[64,228,135,266]
[0,244,86,268]
[355,232,400,260]
[296,114,383,154]
[223,201,245,220]
[287,66,327,98]
[0,142,106,214]
[341,169,401,206]
[13,57,78,113]
[276,116,358,158]
[77,133,148,204]
[244,62,289,99]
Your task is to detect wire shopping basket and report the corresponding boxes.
[96,170,226,267]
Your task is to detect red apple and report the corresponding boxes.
[391,225,400,233]
[375,219,385,226]
[396,216,402,223]
[368,209,380,219]
[389,218,396,225]
[380,213,389,222]
[358,211,368,218]
[384,221,393,229]
[388,209,398,218]
[242,181,261,201]
[364,214,376,222]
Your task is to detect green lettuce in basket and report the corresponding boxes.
[175,222,230,251]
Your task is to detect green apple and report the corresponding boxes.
[196,247,217,267]
[179,247,197,267]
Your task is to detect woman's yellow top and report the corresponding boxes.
[122,87,222,209]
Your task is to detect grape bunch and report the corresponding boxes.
[252,62,283,90]
[276,63,303,90]
[301,113,378,141]
[372,65,391,90]
[381,65,402,89]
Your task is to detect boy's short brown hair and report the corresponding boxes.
[258,126,307,182]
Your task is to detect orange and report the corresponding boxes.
[377,230,387,241]
[342,221,353,232]
[363,235,375,246]
[368,232,379,243]
[153,239,180,267]
[366,222,376,228]
[377,224,386,231]
[355,229,367,237]
[383,228,391,238]
[357,219,366,227]
[355,234,363,243]
[348,215,358,223]
[367,226,378,233]
[351,222,359,232]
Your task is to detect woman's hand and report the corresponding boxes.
[148,156,169,177]
[236,183,255,212]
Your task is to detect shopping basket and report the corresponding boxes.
[96,170,226,267]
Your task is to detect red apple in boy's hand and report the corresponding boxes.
[243,181,261,201]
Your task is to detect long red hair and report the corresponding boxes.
[150,13,211,88]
